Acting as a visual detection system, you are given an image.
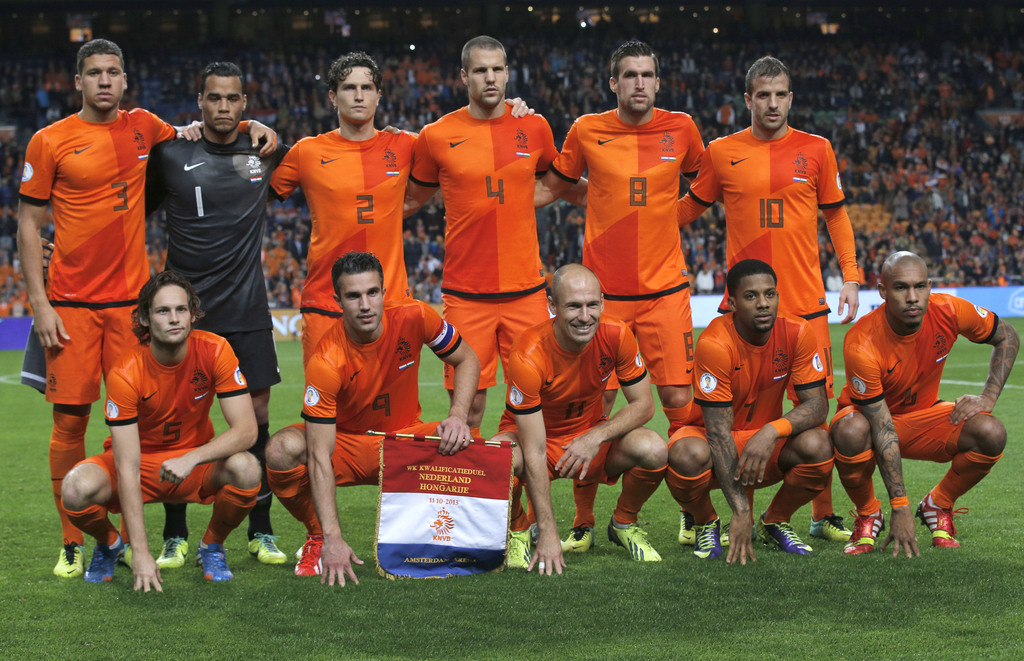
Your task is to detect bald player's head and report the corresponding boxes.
[549,264,604,350]
[881,251,928,286]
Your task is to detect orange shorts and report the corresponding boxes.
[441,289,548,390]
[83,447,220,513]
[291,420,439,486]
[45,305,134,405]
[603,287,694,389]
[544,433,619,485]
[830,402,969,462]
[301,311,343,369]
[669,425,786,487]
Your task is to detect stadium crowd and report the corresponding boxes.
[2,32,1024,316]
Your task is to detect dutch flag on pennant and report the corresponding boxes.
[376,434,513,578]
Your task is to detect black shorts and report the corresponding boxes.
[220,329,281,391]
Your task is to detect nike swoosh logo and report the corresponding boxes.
[184,162,206,171]
[141,393,156,402]
[773,373,788,381]
[886,361,901,374]
[598,138,617,146]
[349,369,361,382]
[731,157,750,166]
[449,139,468,148]
[321,158,340,165]
[74,146,92,155]
[194,392,208,401]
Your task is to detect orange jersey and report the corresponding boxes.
[270,129,414,313]
[552,108,704,298]
[503,317,647,438]
[693,313,826,430]
[302,300,462,433]
[104,330,249,452]
[19,110,177,305]
[838,293,997,415]
[410,108,556,297]
[688,127,852,318]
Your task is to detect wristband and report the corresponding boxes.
[768,418,792,437]
[890,496,910,509]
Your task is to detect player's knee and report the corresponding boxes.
[634,428,667,468]
[791,428,833,464]
[961,414,1006,457]
[830,412,870,456]
[656,385,692,409]
[61,464,106,510]
[265,427,306,471]
[668,437,711,476]
[227,451,262,490]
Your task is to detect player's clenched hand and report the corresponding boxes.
[505,97,535,118]
[736,426,775,486]
[33,302,69,349]
[881,506,920,558]
[556,433,602,480]
[725,513,757,565]
[132,554,163,593]
[436,416,473,456]
[527,529,566,576]
[159,455,197,484]
[177,120,202,141]
[320,538,363,587]
[949,393,997,425]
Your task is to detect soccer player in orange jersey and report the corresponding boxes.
[533,40,704,552]
[676,55,859,543]
[493,264,668,572]
[270,52,416,367]
[405,36,568,437]
[265,252,480,586]
[665,260,833,564]
[60,271,261,589]
[830,252,1018,556]
[18,39,275,579]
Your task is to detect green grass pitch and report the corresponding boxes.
[1,320,1022,659]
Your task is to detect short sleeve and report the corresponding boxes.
[550,119,585,183]
[686,139,721,206]
[693,333,734,407]
[419,302,462,358]
[269,140,302,199]
[952,297,998,344]
[19,130,57,203]
[843,337,885,406]
[105,367,140,427]
[679,115,705,179]
[213,339,249,398]
[791,321,827,391]
[409,125,440,186]
[817,139,846,208]
[506,348,545,415]
[613,323,647,387]
[301,351,342,424]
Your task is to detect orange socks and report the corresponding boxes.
[65,504,118,546]
[612,465,665,525]
[202,484,259,546]
[267,465,322,536]
[765,459,833,523]
[809,474,836,521]
[50,411,89,546]
[665,467,717,524]
[835,449,881,516]
[930,451,1002,509]
[571,481,598,529]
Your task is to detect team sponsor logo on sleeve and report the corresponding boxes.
[812,353,824,372]
[510,386,524,406]
[304,386,321,407]
[105,400,119,418]
[699,372,717,394]
[234,367,246,386]
[974,305,989,319]
[21,163,33,182]
[852,376,867,395]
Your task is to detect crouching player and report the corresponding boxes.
[266,252,480,586]
[665,260,833,564]
[832,251,1019,556]
[494,264,667,574]
[61,271,260,589]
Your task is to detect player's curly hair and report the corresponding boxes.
[610,39,658,79]
[331,251,384,297]
[745,56,791,94]
[132,271,204,344]
[76,39,124,74]
[327,51,382,93]
[726,259,777,297]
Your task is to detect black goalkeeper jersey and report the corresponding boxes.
[147,135,288,332]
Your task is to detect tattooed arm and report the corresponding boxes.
[950,318,1020,424]
[736,383,828,488]
[704,405,756,565]
[861,398,919,557]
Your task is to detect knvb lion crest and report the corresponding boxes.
[190,368,209,395]
[514,129,528,150]
[660,131,675,151]
[431,508,455,541]
[934,333,949,356]
[395,337,413,363]
[599,354,614,380]
[133,129,146,150]
[382,148,398,169]
[773,348,789,373]
[246,154,263,174]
